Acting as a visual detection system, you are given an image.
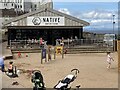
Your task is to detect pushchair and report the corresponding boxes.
[54,69,80,90]
[31,70,45,90]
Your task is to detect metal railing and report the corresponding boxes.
[63,39,114,52]
[10,40,47,49]
[9,39,114,51]
[63,39,113,47]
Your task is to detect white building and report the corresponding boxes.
[0,0,53,12]
[14,0,25,12]
[30,0,53,12]
[0,0,15,9]
[0,0,53,26]
[0,0,31,12]
[0,0,53,28]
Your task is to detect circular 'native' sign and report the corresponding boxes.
[32,17,41,25]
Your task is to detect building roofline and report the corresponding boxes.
[2,8,90,26]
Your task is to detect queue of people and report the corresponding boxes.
[56,37,64,46]
[24,38,47,49]
[28,38,46,45]
[55,36,78,47]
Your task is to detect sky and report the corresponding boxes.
[53,0,120,2]
[53,2,118,34]
[1,0,119,34]
[31,0,120,2]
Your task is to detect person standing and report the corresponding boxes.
[40,38,43,45]
[0,56,5,72]
[39,38,44,48]
[56,39,59,46]
[106,52,114,69]
[60,37,64,46]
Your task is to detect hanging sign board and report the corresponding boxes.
[27,16,65,26]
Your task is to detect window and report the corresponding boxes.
[20,5,22,8]
[31,4,32,8]
[18,5,19,8]
[15,4,17,8]
[11,3,13,6]
[34,4,37,8]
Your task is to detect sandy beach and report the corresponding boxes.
[2,52,118,88]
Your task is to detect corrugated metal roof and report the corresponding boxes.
[2,8,90,27]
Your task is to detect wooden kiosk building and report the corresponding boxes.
[2,7,89,45]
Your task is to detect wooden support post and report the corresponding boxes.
[118,40,120,72]
[48,52,51,61]
[48,46,51,61]
[45,56,47,62]
[41,49,43,64]
[62,46,64,59]
[54,47,56,60]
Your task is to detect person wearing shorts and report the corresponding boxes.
[106,52,114,69]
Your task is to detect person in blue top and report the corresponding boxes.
[0,56,5,72]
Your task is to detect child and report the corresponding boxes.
[8,61,13,74]
[18,51,21,58]
[106,52,114,69]
[64,48,67,54]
